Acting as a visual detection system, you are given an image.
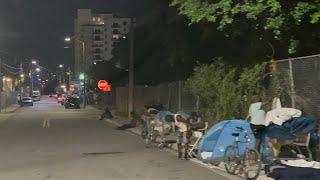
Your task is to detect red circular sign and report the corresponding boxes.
[98,80,108,89]
[98,80,111,92]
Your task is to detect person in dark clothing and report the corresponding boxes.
[188,112,205,131]
[99,107,113,120]
[116,111,138,130]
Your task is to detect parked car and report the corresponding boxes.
[21,97,34,106]
[64,95,81,109]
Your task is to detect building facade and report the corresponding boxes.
[74,9,132,74]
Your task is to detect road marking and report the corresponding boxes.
[42,114,51,128]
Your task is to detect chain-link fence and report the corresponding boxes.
[114,81,198,114]
[269,54,320,119]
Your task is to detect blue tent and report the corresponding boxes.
[197,120,256,164]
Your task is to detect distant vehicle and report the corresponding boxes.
[58,94,67,105]
[33,91,41,96]
[32,91,41,101]
[64,95,81,109]
[21,97,33,106]
[32,95,41,101]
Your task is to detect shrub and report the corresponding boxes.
[186,59,266,123]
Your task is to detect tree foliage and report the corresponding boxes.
[186,59,266,121]
[171,0,320,34]
[171,0,320,54]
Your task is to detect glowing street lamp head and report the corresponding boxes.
[35,68,41,72]
[32,60,37,65]
[64,37,71,42]
[59,64,64,68]
[20,74,25,78]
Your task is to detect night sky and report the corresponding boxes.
[0,0,150,68]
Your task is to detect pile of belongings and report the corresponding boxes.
[262,108,319,159]
[265,108,317,141]
[266,159,320,180]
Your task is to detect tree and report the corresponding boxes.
[171,0,320,54]
[186,59,266,121]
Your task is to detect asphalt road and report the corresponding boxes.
[0,97,229,180]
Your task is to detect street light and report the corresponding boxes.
[79,73,86,108]
[35,68,41,72]
[64,37,71,42]
[20,74,25,78]
[64,36,85,73]
[32,60,37,65]
[59,64,64,68]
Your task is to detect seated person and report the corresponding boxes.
[99,107,113,120]
[116,111,138,130]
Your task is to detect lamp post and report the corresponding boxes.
[58,64,64,83]
[30,67,41,95]
[64,36,85,74]
[79,73,86,108]
[128,18,136,118]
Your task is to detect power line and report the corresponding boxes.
[1,62,20,70]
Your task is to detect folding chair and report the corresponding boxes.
[188,122,209,157]
[293,133,313,161]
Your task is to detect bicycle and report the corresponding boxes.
[224,127,261,180]
[144,119,160,148]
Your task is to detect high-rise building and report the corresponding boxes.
[74,9,131,74]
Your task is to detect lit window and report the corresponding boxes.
[112,34,120,39]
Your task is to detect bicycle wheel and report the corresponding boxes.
[224,145,240,175]
[244,149,261,180]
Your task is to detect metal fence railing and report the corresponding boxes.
[269,54,320,119]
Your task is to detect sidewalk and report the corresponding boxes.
[90,105,271,180]
[0,104,20,113]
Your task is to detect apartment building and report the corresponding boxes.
[74,9,131,74]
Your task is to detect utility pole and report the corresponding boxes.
[20,62,23,102]
[0,58,2,113]
[30,70,33,96]
[128,18,136,118]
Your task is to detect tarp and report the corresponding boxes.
[266,116,317,140]
[197,120,255,164]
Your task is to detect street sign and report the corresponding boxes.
[97,80,111,92]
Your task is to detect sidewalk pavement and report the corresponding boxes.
[89,106,271,180]
[0,104,20,113]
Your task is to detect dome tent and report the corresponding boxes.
[197,120,256,164]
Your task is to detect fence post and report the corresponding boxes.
[178,81,182,111]
[288,59,296,108]
[196,95,200,113]
[167,83,171,110]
